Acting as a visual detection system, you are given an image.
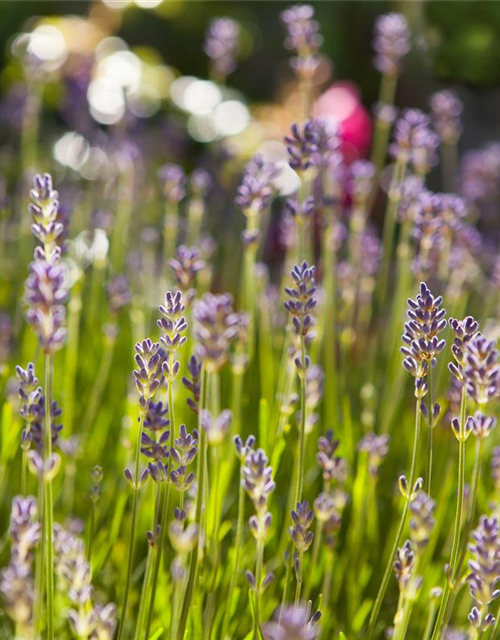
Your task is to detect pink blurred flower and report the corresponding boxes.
[314,82,372,163]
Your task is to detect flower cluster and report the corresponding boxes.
[133,339,163,414]
[201,409,232,446]
[409,490,436,552]
[193,292,239,372]
[29,173,64,249]
[158,164,186,205]
[373,12,410,76]
[401,282,446,396]
[358,433,390,477]
[448,316,479,382]
[182,355,202,415]
[169,246,205,297]
[158,290,188,378]
[284,261,317,342]
[394,540,421,599]
[242,448,276,541]
[467,515,500,632]
[263,604,321,640]
[54,524,117,639]
[107,275,132,315]
[0,496,40,632]
[235,154,277,217]
[290,500,314,553]
[169,424,198,494]
[463,333,500,406]
[204,17,240,79]
[390,109,439,174]
[25,253,68,354]
[280,4,322,79]
[430,90,463,145]
[285,121,321,174]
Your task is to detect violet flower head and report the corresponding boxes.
[158,164,186,204]
[204,17,240,78]
[193,292,239,372]
[182,355,201,415]
[460,144,500,205]
[285,121,321,174]
[169,246,205,293]
[313,492,337,523]
[430,90,463,144]
[466,411,496,441]
[284,261,317,341]
[29,173,63,248]
[235,155,277,216]
[467,515,500,630]
[349,160,376,202]
[107,275,131,314]
[234,434,256,462]
[29,396,63,452]
[25,257,68,354]
[401,282,447,391]
[373,12,410,76]
[144,401,169,433]
[394,540,415,592]
[390,109,439,174]
[133,339,163,412]
[190,168,212,198]
[463,333,500,405]
[409,490,436,552]
[16,363,42,429]
[358,433,390,476]
[242,448,275,516]
[201,409,232,446]
[290,501,314,553]
[157,290,188,368]
[448,316,479,382]
[280,4,322,56]
[8,496,41,562]
[263,604,321,640]
[316,430,348,484]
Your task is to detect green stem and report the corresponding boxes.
[294,550,304,608]
[422,598,438,640]
[295,335,307,506]
[304,520,323,603]
[427,367,434,496]
[429,385,467,640]
[117,409,146,640]
[177,367,207,640]
[253,537,264,640]
[44,353,54,640]
[221,468,246,640]
[365,395,422,640]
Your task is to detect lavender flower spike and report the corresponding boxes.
[204,17,240,79]
[401,282,446,395]
[463,333,500,405]
[29,173,63,248]
[373,13,410,76]
[263,604,321,640]
[285,121,321,175]
[430,90,463,145]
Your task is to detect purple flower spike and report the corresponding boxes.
[401,282,447,393]
[467,515,500,627]
[158,164,186,204]
[373,13,410,76]
[285,121,321,174]
[390,109,439,174]
[430,90,463,144]
[464,334,500,406]
[263,604,321,640]
[204,17,240,78]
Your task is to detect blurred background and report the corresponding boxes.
[2,1,500,149]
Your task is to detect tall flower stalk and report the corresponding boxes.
[366,283,445,640]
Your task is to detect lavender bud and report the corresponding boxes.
[373,13,410,76]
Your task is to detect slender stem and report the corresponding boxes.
[430,385,467,640]
[295,335,307,506]
[145,356,176,638]
[304,520,323,603]
[221,468,246,640]
[88,500,96,565]
[365,396,422,640]
[253,537,264,640]
[44,353,54,640]
[294,550,304,607]
[21,449,27,495]
[427,367,434,496]
[177,367,207,640]
[117,409,146,640]
[422,599,438,640]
